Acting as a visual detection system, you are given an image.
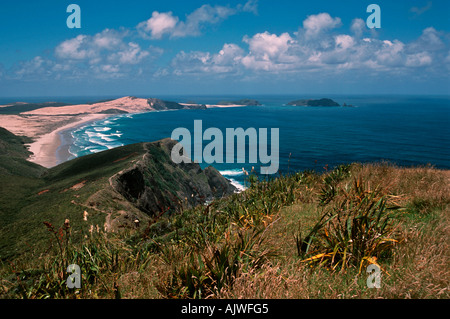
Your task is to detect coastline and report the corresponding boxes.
[27,114,110,168]
[179,103,246,108]
[55,127,76,166]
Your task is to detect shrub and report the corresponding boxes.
[298,176,401,272]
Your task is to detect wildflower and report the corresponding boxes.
[89,224,94,234]
[83,211,89,221]
[64,219,70,228]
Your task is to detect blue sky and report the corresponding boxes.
[0,0,449,97]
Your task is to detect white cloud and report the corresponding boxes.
[7,9,449,83]
[34,28,157,80]
[409,27,444,52]
[173,4,236,37]
[13,56,55,79]
[410,1,432,16]
[350,18,366,38]
[108,42,150,65]
[335,35,355,50]
[55,29,128,63]
[302,13,341,38]
[212,43,244,65]
[137,1,257,39]
[93,29,127,49]
[405,52,432,67]
[240,32,300,71]
[170,43,246,75]
[137,11,178,40]
[374,40,405,67]
[241,0,258,14]
[244,32,294,58]
[55,35,92,60]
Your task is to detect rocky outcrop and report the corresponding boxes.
[147,98,207,111]
[111,138,236,217]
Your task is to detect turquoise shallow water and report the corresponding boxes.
[63,95,450,188]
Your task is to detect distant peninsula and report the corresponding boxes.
[287,98,340,107]
[179,98,261,109]
[217,99,261,106]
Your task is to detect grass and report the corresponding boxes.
[0,162,448,299]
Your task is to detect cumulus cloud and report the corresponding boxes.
[12,56,59,80]
[241,32,298,71]
[7,9,449,84]
[55,29,129,63]
[168,10,449,79]
[21,28,155,80]
[55,35,92,60]
[108,42,150,65]
[350,18,366,38]
[409,27,444,51]
[169,43,245,75]
[302,13,342,38]
[137,1,257,39]
[137,11,179,39]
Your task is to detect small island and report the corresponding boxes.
[217,99,261,106]
[287,98,340,107]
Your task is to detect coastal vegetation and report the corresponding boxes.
[0,128,448,299]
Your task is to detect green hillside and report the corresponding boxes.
[0,128,448,299]
[0,129,234,261]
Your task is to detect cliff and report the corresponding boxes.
[111,138,236,216]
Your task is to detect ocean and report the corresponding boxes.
[61,95,450,190]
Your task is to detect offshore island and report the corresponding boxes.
[287,98,340,107]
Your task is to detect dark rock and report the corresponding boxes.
[111,138,236,217]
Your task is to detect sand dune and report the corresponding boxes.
[1,96,154,167]
[23,96,154,116]
[1,96,250,168]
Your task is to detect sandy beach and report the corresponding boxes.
[0,113,110,168]
[0,96,250,169]
[0,96,157,168]
[26,114,109,168]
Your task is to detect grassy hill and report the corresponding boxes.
[0,129,448,299]
[0,130,234,261]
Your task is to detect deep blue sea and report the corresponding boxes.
[58,95,450,189]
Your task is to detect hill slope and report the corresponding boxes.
[0,129,235,260]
